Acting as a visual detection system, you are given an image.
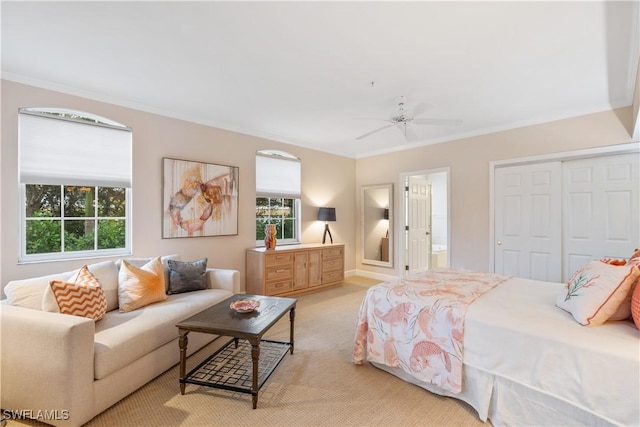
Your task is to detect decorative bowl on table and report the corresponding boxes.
[230,299,261,313]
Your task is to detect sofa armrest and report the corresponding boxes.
[1,303,95,426]
[206,268,240,294]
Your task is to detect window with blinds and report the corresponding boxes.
[18,108,132,262]
[255,150,301,245]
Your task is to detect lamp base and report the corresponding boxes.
[322,223,333,244]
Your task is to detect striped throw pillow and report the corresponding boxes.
[50,265,107,321]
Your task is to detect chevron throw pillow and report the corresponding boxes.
[50,265,108,321]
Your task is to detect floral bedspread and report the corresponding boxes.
[352,268,510,394]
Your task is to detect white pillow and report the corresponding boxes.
[556,260,640,326]
[5,271,73,310]
[42,260,119,313]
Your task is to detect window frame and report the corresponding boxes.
[19,184,132,263]
[255,196,301,246]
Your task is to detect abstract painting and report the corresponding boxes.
[163,158,239,238]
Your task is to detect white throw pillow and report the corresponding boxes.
[556,260,640,326]
[6,271,73,310]
[42,260,119,313]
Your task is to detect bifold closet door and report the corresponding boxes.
[562,153,640,281]
[494,162,562,281]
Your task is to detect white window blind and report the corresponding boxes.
[19,110,132,187]
[256,152,301,198]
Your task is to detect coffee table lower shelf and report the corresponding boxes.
[181,338,291,399]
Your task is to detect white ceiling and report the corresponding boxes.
[2,1,639,159]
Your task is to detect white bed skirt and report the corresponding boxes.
[372,362,617,426]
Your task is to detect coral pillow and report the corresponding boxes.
[556,260,640,326]
[118,257,167,313]
[49,265,107,321]
[626,250,640,329]
[631,281,640,329]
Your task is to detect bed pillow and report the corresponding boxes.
[49,265,108,321]
[627,250,640,328]
[118,257,167,313]
[600,257,636,321]
[556,260,640,326]
[167,258,208,294]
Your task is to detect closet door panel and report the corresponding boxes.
[562,153,639,281]
[494,162,562,281]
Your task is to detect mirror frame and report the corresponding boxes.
[361,183,393,267]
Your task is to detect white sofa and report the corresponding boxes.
[0,255,240,427]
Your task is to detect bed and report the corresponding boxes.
[352,268,640,427]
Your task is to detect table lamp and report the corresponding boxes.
[317,207,336,244]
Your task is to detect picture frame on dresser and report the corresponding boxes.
[162,157,239,238]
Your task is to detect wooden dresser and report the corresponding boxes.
[246,243,344,296]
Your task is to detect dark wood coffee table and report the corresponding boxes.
[176,294,296,408]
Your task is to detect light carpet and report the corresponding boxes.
[8,276,485,427]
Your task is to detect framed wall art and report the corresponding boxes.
[162,157,239,238]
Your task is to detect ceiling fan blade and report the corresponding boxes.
[356,123,395,140]
[404,125,419,142]
[395,123,419,142]
[411,102,430,118]
[413,118,463,126]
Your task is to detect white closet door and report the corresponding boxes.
[563,153,640,281]
[494,162,562,281]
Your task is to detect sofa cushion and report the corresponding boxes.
[42,260,120,313]
[93,288,232,379]
[118,258,167,313]
[5,271,73,310]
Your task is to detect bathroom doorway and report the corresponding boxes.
[399,168,449,276]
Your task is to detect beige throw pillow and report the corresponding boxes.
[118,257,167,313]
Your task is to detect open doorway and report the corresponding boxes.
[399,168,449,276]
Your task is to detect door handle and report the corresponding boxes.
[497,241,502,246]
[426,232,430,235]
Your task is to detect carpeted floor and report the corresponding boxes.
[7,276,485,427]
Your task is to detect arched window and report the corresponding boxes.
[255,150,301,245]
[18,107,132,262]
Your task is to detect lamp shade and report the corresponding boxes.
[318,207,336,222]
[384,208,389,220]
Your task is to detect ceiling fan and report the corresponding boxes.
[355,96,461,141]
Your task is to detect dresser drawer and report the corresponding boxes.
[322,270,344,284]
[322,258,343,272]
[265,265,293,282]
[265,252,294,267]
[323,247,343,259]
[265,280,293,296]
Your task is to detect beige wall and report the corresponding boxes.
[1,80,636,291]
[356,106,636,276]
[1,80,356,292]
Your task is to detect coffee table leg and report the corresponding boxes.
[289,307,295,354]
[178,329,189,395]
[250,339,260,409]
